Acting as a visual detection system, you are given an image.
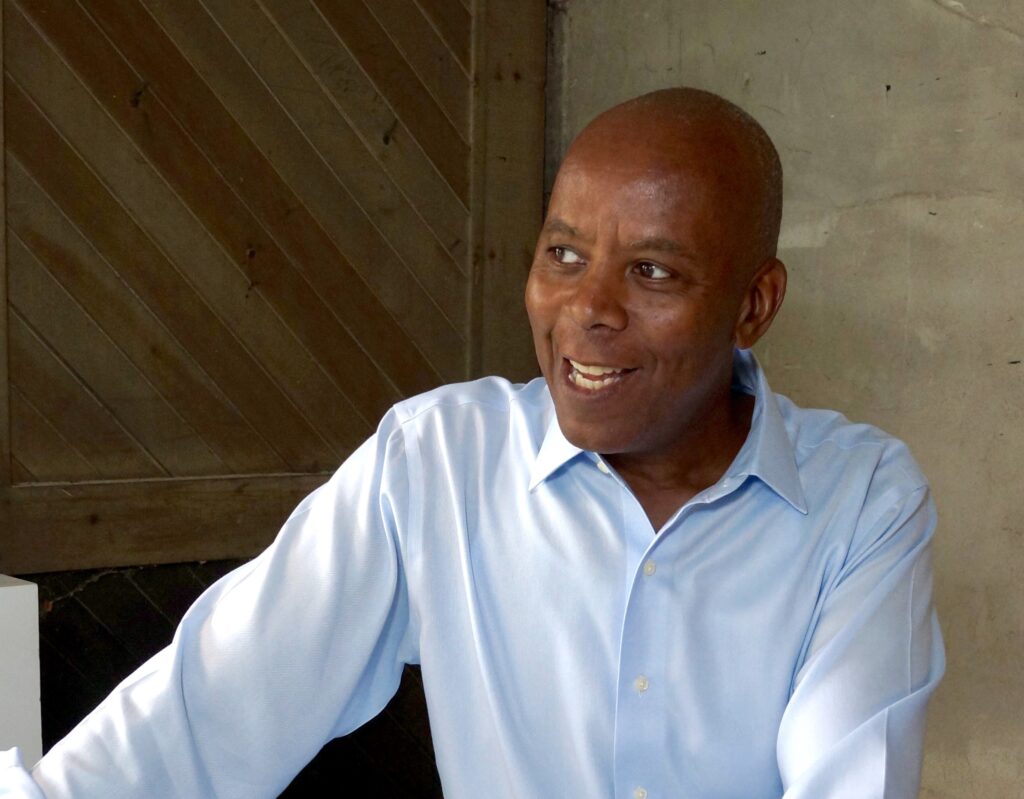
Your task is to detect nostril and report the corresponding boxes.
[567,284,628,330]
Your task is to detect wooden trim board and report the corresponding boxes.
[1,474,328,573]
[468,0,546,381]
[0,0,11,487]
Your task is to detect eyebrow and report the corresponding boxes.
[625,236,694,258]
[541,218,591,242]
[542,218,697,259]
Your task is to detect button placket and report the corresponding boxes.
[614,475,672,799]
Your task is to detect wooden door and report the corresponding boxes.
[0,0,545,573]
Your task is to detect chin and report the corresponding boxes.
[556,415,633,455]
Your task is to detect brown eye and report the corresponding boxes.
[635,262,671,280]
[551,247,584,265]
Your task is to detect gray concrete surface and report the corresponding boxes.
[547,1,1023,795]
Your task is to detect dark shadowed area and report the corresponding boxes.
[29,561,442,798]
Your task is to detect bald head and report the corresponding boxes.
[527,88,790,462]
[560,88,783,272]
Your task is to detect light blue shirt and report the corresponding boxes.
[2,350,943,798]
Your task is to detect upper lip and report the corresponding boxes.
[566,357,635,374]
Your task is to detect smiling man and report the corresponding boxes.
[527,91,787,529]
[2,89,942,799]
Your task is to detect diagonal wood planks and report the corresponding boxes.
[1,0,544,572]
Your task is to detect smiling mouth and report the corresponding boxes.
[566,358,636,390]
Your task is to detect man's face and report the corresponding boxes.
[525,135,754,458]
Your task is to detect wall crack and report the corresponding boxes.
[927,0,1024,44]
[39,568,131,618]
[826,188,1022,212]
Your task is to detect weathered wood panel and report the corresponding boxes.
[7,232,230,476]
[0,0,544,574]
[4,474,327,573]
[471,0,547,377]
[8,312,165,480]
[0,0,8,489]
[314,1,470,203]
[365,0,470,140]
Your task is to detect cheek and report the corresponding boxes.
[524,271,558,332]
[640,310,728,373]
[524,274,555,361]
[645,294,739,342]
[524,279,542,335]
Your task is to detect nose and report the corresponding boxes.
[566,262,628,331]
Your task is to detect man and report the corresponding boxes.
[1,88,943,798]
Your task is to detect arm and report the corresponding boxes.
[3,416,415,798]
[1,750,44,799]
[777,484,944,798]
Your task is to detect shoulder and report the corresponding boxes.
[391,375,549,420]
[777,393,927,495]
[771,392,933,560]
[326,377,552,510]
[387,376,553,440]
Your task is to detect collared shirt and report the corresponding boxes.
[3,350,943,798]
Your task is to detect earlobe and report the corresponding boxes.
[733,258,787,349]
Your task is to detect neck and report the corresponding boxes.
[606,388,755,530]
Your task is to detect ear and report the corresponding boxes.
[733,257,787,349]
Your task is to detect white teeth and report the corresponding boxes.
[568,359,624,376]
[567,359,628,390]
[571,371,619,390]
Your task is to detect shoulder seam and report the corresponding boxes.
[394,396,518,426]
[792,433,897,455]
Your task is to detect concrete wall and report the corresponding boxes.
[548,2,1023,796]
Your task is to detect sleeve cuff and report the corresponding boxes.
[0,749,46,799]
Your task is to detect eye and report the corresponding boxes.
[634,261,672,280]
[550,246,585,265]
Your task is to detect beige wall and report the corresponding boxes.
[548,1,1023,795]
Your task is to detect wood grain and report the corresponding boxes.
[5,19,370,459]
[6,160,296,474]
[0,0,9,486]
[198,0,469,377]
[313,0,470,201]
[1,0,544,572]
[14,0,420,421]
[260,0,470,251]
[7,231,227,476]
[365,0,470,140]
[469,0,546,379]
[2,474,328,574]
[9,388,99,483]
[5,74,336,471]
[415,0,472,73]
[8,312,165,480]
[107,0,454,395]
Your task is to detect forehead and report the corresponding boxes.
[546,142,734,253]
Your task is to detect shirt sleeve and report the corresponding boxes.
[12,413,416,799]
[776,482,945,798]
[1,750,45,799]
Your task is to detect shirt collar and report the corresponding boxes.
[728,349,808,513]
[528,412,584,491]
[528,349,808,513]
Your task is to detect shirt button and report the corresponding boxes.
[634,675,649,693]
[633,788,648,799]
[642,559,656,576]
[596,459,610,474]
